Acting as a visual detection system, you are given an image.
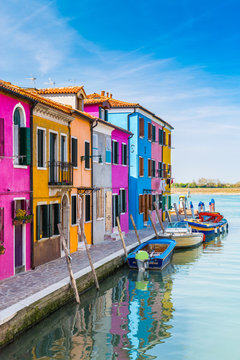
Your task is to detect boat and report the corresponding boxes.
[159,221,204,249]
[184,211,228,236]
[127,239,176,270]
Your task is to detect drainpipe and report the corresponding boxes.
[30,101,38,270]
[90,119,98,244]
[127,109,136,229]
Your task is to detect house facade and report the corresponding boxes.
[36,86,94,246]
[162,125,172,219]
[0,82,33,280]
[86,92,173,229]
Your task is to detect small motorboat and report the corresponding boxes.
[160,221,204,249]
[127,239,176,270]
[184,211,228,236]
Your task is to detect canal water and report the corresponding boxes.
[1,194,240,360]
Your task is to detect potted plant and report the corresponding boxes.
[13,209,33,225]
[0,243,5,255]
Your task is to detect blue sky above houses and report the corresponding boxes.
[1,0,240,182]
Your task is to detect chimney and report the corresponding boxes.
[106,92,109,97]
[110,93,112,98]
[101,90,105,96]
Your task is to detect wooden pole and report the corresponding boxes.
[183,200,188,219]
[116,216,128,257]
[148,210,159,238]
[153,202,165,233]
[58,224,80,304]
[173,203,181,221]
[79,196,100,291]
[165,206,172,223]
[130,214,141,245]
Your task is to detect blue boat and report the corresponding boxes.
[184,212,228,236]
[127,239,176,270]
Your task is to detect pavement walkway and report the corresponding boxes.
[0,223,164,320]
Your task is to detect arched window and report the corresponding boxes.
[13,105,30,166]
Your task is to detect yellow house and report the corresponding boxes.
[31,98,73,267]
[36,86,94,248]
[162,124,173,220]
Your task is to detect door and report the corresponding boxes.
[112,194,119,229]
[50,133,57,183]
[105,191,112,233]
[15,224,24,273]
[61,195,69,255]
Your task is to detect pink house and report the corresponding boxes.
[0,87,33,280]
[151,120,163,221]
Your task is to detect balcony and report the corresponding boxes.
[48,161,73,186]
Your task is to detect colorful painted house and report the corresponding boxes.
[162,125,173,219]
[0,81,33,280]
[85,92,173,229]
[84,97,132,238]
[36,87,94,246]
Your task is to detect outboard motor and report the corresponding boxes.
[135,250,149,271]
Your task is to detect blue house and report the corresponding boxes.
[86,92,173,229]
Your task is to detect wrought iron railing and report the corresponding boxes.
[48,161,73,186]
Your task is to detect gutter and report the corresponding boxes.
[90,120,98,245]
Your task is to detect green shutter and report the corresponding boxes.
[54,204,60,235]
[162,196,166,211]
[168,196,171,210]
[85,142,90,169]
[49,205,53,237]
[20,127,31,165]
[36,205,41,240]
[42,205,50,238]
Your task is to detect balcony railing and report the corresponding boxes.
[48,161,73,186]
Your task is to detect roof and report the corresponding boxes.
[86,92,173,129]
[37,86,84,95]
[0,81,94,123]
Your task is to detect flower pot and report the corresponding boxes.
[0,247,5,255]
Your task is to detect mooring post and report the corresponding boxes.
[165,205,172,224]
[183,200,188,219]
[79,196,100,291]
[153,202,165,233]
[116,216,128,257]
[57,224,80,304]
[173,203,181,221]
[130,214,141,245]
[148,210,159,238]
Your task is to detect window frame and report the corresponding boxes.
[85,194,91,222]
[122,143,127,166]
[37,127,46,170]
[71,195,77,226]
[139,156,144,177]
[105,136,111,164]
[12,104,27,168]
[151,159,156,178]
[139,117,144,138]
[92,133,99,163]
[60,133,68,163]
[84,140,91,170]
[112,140,119,165]
[152,125,156,142]
[120,188,127,214]
[71,136,78,168]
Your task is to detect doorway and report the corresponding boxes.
[61,194,69,255]
[112,194,119,229]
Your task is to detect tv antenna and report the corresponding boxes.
[44,77,56,87]
[26,75,37,87]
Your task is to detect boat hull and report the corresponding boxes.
[127,239,176,270]
[170,233,203,249]
[185,218,228,236]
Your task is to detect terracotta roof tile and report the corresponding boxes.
[37,86,84,95]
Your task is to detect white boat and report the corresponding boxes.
[159,221,204,249]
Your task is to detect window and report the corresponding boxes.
[97,189,104,218]
[0,208,4,245]
[168,164,172,177]
[0,118,4,157]
[122,143,127,165]
[162,163,166,178]
[85,194,91,222]
[120,189,127,213]
[139,117,144,137]
[71,137,78,167]
[112,140,119,164]
[159,194,163,210]
[99,107,108,121]
[168,195,171,210]
[106,137,111,163]
[37,129,46,168]
[13,107,30,166]
[168,133,171,148]
[139,195,144,214]
[158,162,162,178]
[163,131,166,145]
[148,123,152,141]
[148,159,152,177]
[36,203,60,240]
[139,156,144,177]
[152,125,156,142]
[152,160,156,178]
[85,141,90,169]
[158,129,163,145]
[61,135,67,163]
[71,195,77,225]
[148,194,153,210]
[93,133,98,162]
[152,194,156,209]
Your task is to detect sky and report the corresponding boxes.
[1,0,240,183]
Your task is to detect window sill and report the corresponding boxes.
[71,223,78,227]
[96,217,104,221]
[13,165,28,169]
[38,235,60,242]
[84,168,91,171]
[37,167,47,170]
[84,220,92,224]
